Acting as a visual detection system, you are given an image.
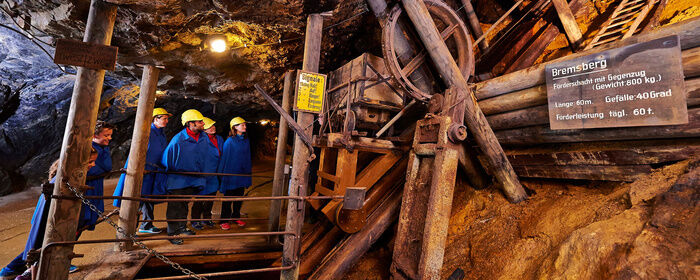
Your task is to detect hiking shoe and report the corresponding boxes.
[234,220,246,227]
[191,222,204,230]
[220,223,231,230]
[138,227,162,234]
[202,221,215,228]
[169,238,184,245]
[69,265,78,274]
[180,229,196,236]
[0,267,20,278]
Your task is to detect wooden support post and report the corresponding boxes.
[116,64,160,251]
[268,70,294,243]
[37,0,117,279]
[459,0,489,51]
[280,13,324,280]
[400,0,527,203]
[551,0,583,49]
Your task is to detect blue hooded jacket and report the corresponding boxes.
[218,134,252,191]
[82,142,111,230]
[113,123,168,206]
[201,133,224,195]
[162,128,208,191]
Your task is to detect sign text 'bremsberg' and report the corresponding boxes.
[545,35,687,130]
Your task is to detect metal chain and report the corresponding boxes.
[64,182,207,280]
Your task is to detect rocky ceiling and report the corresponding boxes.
[3,0,382,112]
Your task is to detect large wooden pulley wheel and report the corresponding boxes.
[382,0,474,102]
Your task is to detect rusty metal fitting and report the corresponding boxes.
[448,124,468,143]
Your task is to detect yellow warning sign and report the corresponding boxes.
[294,70,326,114]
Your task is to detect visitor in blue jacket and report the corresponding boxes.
[190,117,223,230]
[217,117,252,230]
[0,148,99,279]
[112,108,171,234]
[82,121,114,231]
[161,109,208,245]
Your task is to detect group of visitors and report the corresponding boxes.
[1,108,252,279]
[113,108,252,245]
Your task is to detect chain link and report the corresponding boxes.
[64,182,207,280]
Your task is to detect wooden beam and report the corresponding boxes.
[459,0,489,51]
[116,64,159,251]
[551,0,583,49]
[268,71,294,241]
[485,104,549,130]
[495,107,700,145]
[281,13,324,280]
[505,141,700,166]
[474,17,700,99]
[391,153,432,279]
[309,186,403,280]
[505,0,588,73]
[478,85,547,114]
[400,0,527,203]
[513,164,653,181]
[37,1,117,279]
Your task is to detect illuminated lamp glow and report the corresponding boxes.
[210,38,227,53]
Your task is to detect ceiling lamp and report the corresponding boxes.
[207,34,227,53]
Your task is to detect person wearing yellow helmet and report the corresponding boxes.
[112,108,172,234]
[191,117,223,230]
[161,109,208,245]
[217,116,251,229]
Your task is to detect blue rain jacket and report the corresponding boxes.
[22,178,53,261]
[81,142,111,230]
[200,133,224,195]
[162,128,208,191]
[218,134,252,192]
[113,124,168,207]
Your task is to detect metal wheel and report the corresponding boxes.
[382,0,474,102]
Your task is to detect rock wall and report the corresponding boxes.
[343,159,699,280]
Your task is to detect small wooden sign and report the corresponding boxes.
[545,35,687,130]
[54,39,118,71]
[294,70,327,114]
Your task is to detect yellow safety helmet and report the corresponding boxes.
[230,117,247,128]
[152,108,172,117]
[181,109,205,126]
[203,117,216,130]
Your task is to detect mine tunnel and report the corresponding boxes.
[0,0,698,279]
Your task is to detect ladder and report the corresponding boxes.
[585,0,657,50]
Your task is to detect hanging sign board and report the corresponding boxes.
[53,39,118,71]
[294,70,327,114]
[545,35,687,130]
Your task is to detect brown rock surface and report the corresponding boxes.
[344,159,699,280]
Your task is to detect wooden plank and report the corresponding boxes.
[474,17,700,100]
[353,153,400,189]
[298,226,344,276]
[75,250,150,280]
[513,164,653,181]
[505,0,588,73]
[323,133,408,152]
[505,141,700,165]
[495,107,700,145]
[145,251,282,268]
[54,38,118,71]
[37,1,117,279]
[117,64,159,251]
[391,152,432,279]
[310,186,403,280]
[551,0,583,48]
